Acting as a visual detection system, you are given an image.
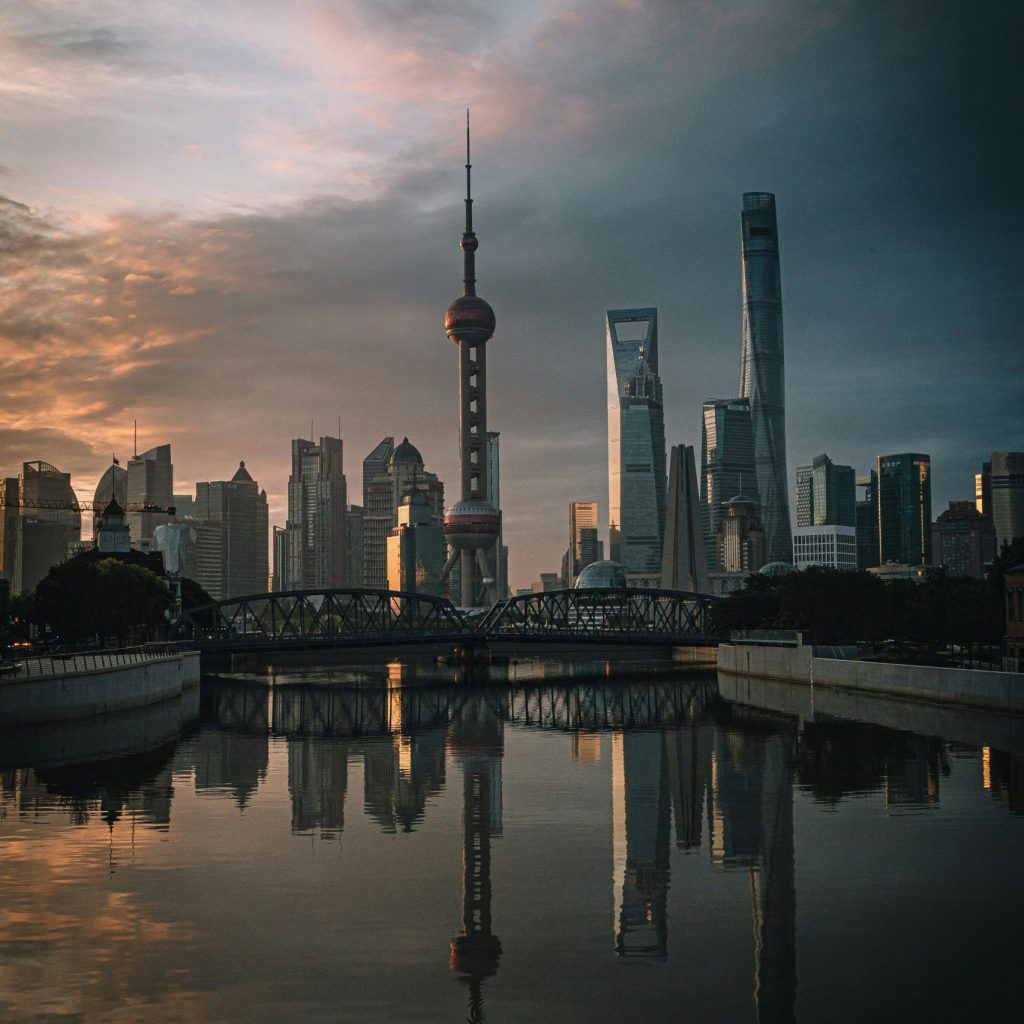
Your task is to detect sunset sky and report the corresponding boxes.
[1,0,1020,587]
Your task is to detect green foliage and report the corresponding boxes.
[33,557,173,643]
[989,536,1024,590]
[710,566,1004,644]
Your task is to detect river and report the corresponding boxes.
[1,656,1021,1022]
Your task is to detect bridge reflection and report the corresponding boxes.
[5,673,1022,1023]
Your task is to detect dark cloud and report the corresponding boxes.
[0,0,1020,584]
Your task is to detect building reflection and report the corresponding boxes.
[447,694,504,1024]
[612,731,671,958]
[794,721,948,809]
[1,744,176,835]
[707,713,796,1023]
[984,747,1024,814]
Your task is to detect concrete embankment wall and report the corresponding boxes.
[718,642,1024,714]
[0,652,201,725]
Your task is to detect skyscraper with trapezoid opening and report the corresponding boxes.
[606,308,666,578]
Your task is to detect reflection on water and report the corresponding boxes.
[2,665,1023,1023]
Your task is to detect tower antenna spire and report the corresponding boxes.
[461,108,477,297]
[465,108,472,234]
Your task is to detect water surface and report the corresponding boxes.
[2,662,1022,1022]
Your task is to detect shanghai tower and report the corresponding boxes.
[738,193,792,564]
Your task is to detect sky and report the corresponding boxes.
[1,0,1021,588]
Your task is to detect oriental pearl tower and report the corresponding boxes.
[440,114,501,608]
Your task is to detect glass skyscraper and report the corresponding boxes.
[877,453,932,566]
[606,308,666,576]
[990,452,1024,553]
[738,193,792,564]
[700,398,756,572]
[795,453,855,528]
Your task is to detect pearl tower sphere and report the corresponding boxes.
[442,113,501,607]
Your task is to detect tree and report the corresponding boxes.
[33,557,173,644]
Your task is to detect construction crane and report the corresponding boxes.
[0,497,176,515]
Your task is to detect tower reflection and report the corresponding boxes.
[708,715,796,1023]
[447,694,504,1024]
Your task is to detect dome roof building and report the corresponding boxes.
[575,560,628,590]
[390,438,424,467]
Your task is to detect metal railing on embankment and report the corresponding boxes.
[0,641,196,680]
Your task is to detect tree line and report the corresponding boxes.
[709,538,1024,648]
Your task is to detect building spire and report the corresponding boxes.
[461,108,478,297]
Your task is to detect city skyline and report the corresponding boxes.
[0,1,1019,589]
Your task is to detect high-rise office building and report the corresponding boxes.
[738,192,792,564]
[569,501,602,582]
[700,398,756,571]
[362,436,395,587]
[284,436,347,589]
[606,308,666,577]
[126,444,173,550]
[386,491,445,596]
[271,525,288,592]
[661,446,708,593]
[877,453,932,566]
[793,525,857,572]
[0,476,21,582]
[716,494,767,573]
[855,471,879,570]
[192,462,269,599]
[362,437,444,589]
[931,501,995,579]
[975,460,992,518]
[990,452,1024,553]
[346,505,364,587]
[5,461,81,594]
[795,465,814,529]
[795,454,855,529]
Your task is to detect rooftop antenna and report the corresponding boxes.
[133,419,137,458]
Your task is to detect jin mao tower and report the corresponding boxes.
[441,115,501,607]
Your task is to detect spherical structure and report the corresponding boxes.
[759,561,794,577]
[575,560,627,589]
[444,294,496,345]
[390,437,423,466]
[443,498,500,550]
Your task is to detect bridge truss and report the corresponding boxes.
[171,586,717,651]
[479,588,716,645]
[170,588,468,650]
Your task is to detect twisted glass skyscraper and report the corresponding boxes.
[739,193,792,564]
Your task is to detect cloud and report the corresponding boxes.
[0,0,1020,585]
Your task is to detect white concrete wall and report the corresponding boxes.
[0,652,201,725]
[718,641,1024,714]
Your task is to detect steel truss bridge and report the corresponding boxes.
[169,586,717,653]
